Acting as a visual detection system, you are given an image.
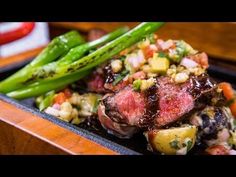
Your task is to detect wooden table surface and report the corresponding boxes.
[51,22,236,62]
[0,99,117,155]
[1,22,236,71]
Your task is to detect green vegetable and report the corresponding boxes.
[169,139,180,150]
[92,97,101,114]
[158,52,167,58]
[120,55,126,62]
[35,95,44,108]
[133,79,142,91]
[7,70,91,100]
[233,119,236,127]
[147,33,156,44]
[6,22,165,99]
[112,70,129,85]
[226,98,235,107]
[0,31,85,93]
[186,140,193,151]
[168,40,197,62]
[31,22,164,82]
[38,91,55,111]
[71,117,82,125]
[78,93,102,116]
[34,27,129,79]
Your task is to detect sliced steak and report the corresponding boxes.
[155,76,194,127]
[86,72,106,93]
[98,100,139,138]
[155,74,223,127]
[98,74,222,138]
[103,86,147,126]
[104,80,129,92]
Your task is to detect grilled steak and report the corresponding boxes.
[98,73,223,138]
[98,98,139,138]
[103,86,147,126]
[155,76,195,127]
[87,72,106,93]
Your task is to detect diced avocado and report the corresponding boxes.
[133,79,142,91]
[71,117,82,125]
[149,57,170,74]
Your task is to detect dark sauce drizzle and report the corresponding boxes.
[138,83,159,129]
[188,73,216,99]
[103,64,123,84]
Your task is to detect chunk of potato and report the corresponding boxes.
[146,125,197,155]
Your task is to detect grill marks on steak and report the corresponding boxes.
[140,85,159,128]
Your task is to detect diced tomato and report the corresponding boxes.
[189,52,209,69]
[120,49,129,56]
[54,92,67,105]
[218,82,236,117]
[219,82,234,100]
[205,145,229,155]
[132,71,146,80]
[63,88,72,98]
[142,45,157,59]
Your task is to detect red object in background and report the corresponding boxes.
[0,22,35,45]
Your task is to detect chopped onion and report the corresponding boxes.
[149,44,158,51]
[229,150,236,155]
[180,57,199,68]
[45,107,60,117]
[126,50,145,71]
[52,103,61,110]
[159,40,174,50]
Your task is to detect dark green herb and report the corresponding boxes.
[120,55,126,62]
[38,90,55,111]
[35,95,44,108]
[169,139,180,150]
[88,48,96,54]
[186,140,193,151]
[233,119,236,127]
[147,33,156,44]
[158,52,167,58]
[168,40,188,63]
[92,97,102,113]
[133,79,142,91]
[226,98,235,107]
[112,70,129,86]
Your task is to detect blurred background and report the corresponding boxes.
[0,22,236,87]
